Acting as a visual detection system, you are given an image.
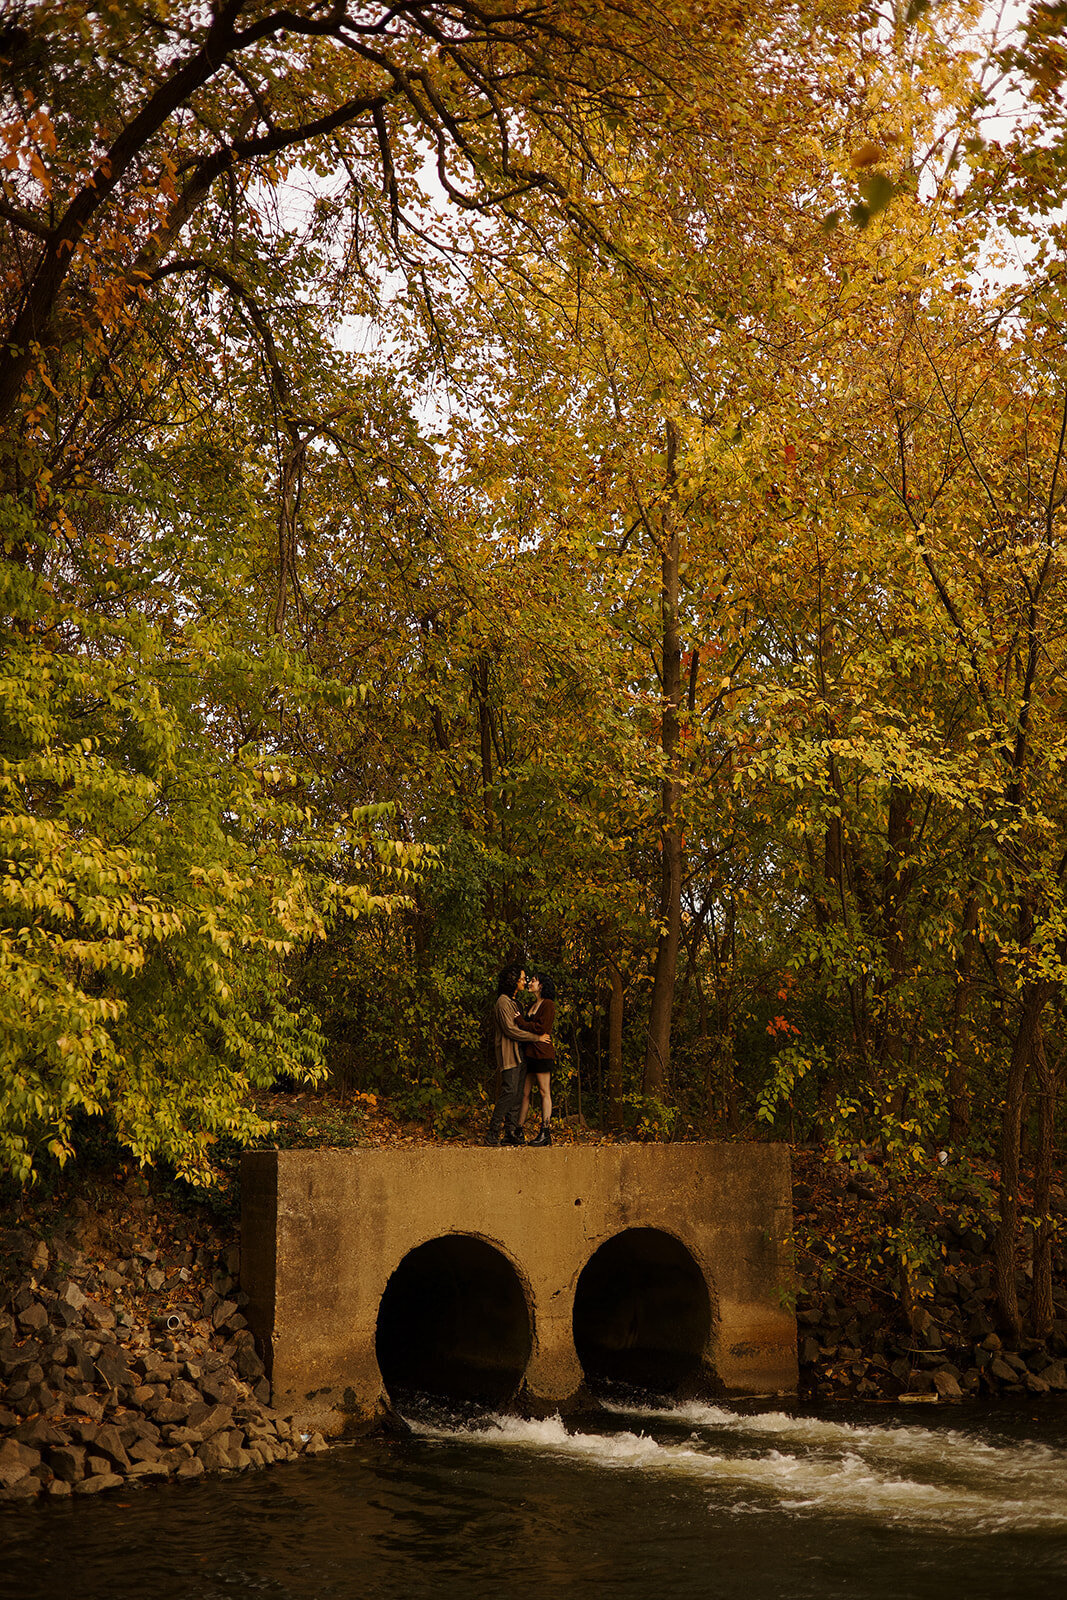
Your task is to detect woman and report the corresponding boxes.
[485,964,550,1146]
[516,974,556,1147]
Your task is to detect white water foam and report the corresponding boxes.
[406,1408,1067,1533]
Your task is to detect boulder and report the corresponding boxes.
[95,1350,135,1391]
[48,1445,87,1483]
[16,1302,49,1335]
[0,1476,42,1500]
[14,1417,66,1449]
[57,1280,87,1313]
[0,1437,40,1488]
[166,1426,204,1447]
[128,1439,163,1463]
[91,1426,131,1472]
[75,1472,123,1495]
[195,1436,234,1472]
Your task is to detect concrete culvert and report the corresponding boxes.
[573,1227,712,1395]
[375,1235,532,1409]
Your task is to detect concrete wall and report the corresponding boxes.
[241,1143,796,1432]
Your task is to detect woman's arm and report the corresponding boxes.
[496,996,550,1044]
[513,1001,543,1034]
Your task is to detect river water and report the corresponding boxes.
[5,1398,1067,1600]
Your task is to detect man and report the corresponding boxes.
[485,964,550,1146]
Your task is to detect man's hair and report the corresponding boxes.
[497,963,523,998]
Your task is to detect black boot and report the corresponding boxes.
[504,1126,525,1145]
[530,1124,552,1147]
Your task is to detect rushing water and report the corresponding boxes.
[5,1399,1067,1600]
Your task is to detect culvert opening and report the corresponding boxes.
[375,1235,532,1413]
[573,1227,712,1396]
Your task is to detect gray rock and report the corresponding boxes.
[152,1400,190,1424]
[175,1456,205,1480]
[83,1302,116,1332]
[91,1426,131,1471]
[120,1416,161,1444]
[201,1372,241,1406]
[8,1360,45,1387]
[13,1383,57,1417]
[16,1302,49,1334]
[74,1472,123,1495]
[14,1417,66,1449]
[95,1351,134,1391]
[65,1342,97,1384]
[197,1404,234,1437]
[126,1460,171,1479]
[303,1432,328,1455]
[166,1426,204,1446]
[195,1436,233,1471]
[48,1445,86,1483]
[236,1344,265,1382]
[58,1280,87,1312]
[47,1478,72,1497]
[0,1476,42,1500]
[0,1437,40,1487]
[931,1369,963,1399]
[127,1438,163,1463]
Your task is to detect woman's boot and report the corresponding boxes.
[530,1123,552,1147]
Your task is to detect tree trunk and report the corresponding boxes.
[994,982,1049,1336]
[643,419,682,1095]
[1030,1026,1057,1340]
[607,960,624,1131]
[948,895,978,1144]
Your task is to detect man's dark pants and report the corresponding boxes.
[488,1063,524,1137]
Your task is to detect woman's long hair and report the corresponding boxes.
[535,975,556,1000]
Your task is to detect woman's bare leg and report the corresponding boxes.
[519,1074,533,1127]
[537,1073,552,1126]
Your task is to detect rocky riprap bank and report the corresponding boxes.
[0,1196,327,1504]
[795,1189,1067,1403]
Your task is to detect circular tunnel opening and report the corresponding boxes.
[573,1228,712,1396]
[375,1235,532,1412]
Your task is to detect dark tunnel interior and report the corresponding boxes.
[572,1227,712,1394]
[375,1235,532,1409]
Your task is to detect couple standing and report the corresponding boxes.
[485,963,556,1147]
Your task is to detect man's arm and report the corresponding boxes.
[495,998,549,1044]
